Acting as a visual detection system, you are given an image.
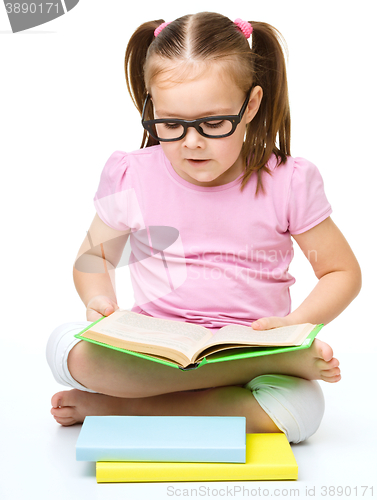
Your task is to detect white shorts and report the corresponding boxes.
[46,322,325,443]
[46,321,98,394]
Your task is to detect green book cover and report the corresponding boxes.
[74,315,323,371]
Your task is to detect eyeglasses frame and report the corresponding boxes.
[141,88,253,142]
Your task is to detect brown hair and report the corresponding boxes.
[124,12,291,195]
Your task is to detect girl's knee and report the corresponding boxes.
[244,374,325,443]
[46,321,98,394]
[66,340,89,384]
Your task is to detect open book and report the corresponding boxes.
[75,310,323,370]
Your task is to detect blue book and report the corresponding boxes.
[76,416,246,463]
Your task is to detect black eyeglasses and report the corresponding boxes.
[141,88,252,142]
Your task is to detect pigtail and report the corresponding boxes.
[241,22,291,195]
[124,20,163,148]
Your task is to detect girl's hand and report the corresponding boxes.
[251,316,291,330]
[86,295,119,322]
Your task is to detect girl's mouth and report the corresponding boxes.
[186,159,210,166]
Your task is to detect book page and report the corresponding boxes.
[88,311,213,357]
[200,323,314,349]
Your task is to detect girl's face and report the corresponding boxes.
[150,64,262,187]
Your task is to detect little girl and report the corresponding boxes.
[47,12,361,443]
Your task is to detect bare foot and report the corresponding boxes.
[51,389,126,426]
[308,338,341,382]
[313,339,341,382]
[270,338,341,383]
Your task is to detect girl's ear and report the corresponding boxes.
[245,86,263,124]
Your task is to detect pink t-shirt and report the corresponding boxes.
[94,145,332,332]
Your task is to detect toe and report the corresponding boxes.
[51,406,75,418]
[51,390,72,408]
[317,340,334,362]
[315,357,340,371]
[51,392,63,408]
[321,366,341,378]
[324,357,339,368]
[320,364,341,382]
[53,415,79,426]
[322,373,342,383]
[51,389,82,409]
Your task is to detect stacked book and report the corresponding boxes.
[76,416,298,483]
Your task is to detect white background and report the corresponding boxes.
[0,1,376,499]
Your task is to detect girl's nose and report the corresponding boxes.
[182,126,206,148]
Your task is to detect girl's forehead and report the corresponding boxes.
[147,57,239,92]
[149,62,242,92]
[147,57,247,119]
[150,79,244,120]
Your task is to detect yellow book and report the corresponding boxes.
[96,433,298,483]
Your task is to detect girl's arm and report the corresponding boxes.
[73,213,130,320]
[251,217,362,329]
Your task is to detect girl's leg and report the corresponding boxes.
[48,323,328,441]
[51,375,325,443]
[46,321,97,393]
[66,334,340,398]
[51,386,281,433]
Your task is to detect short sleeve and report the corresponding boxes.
[287,157,333,235]
[93,151,142,231]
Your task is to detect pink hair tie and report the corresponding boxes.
[154,21,171,37]
[234,18,253,39]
